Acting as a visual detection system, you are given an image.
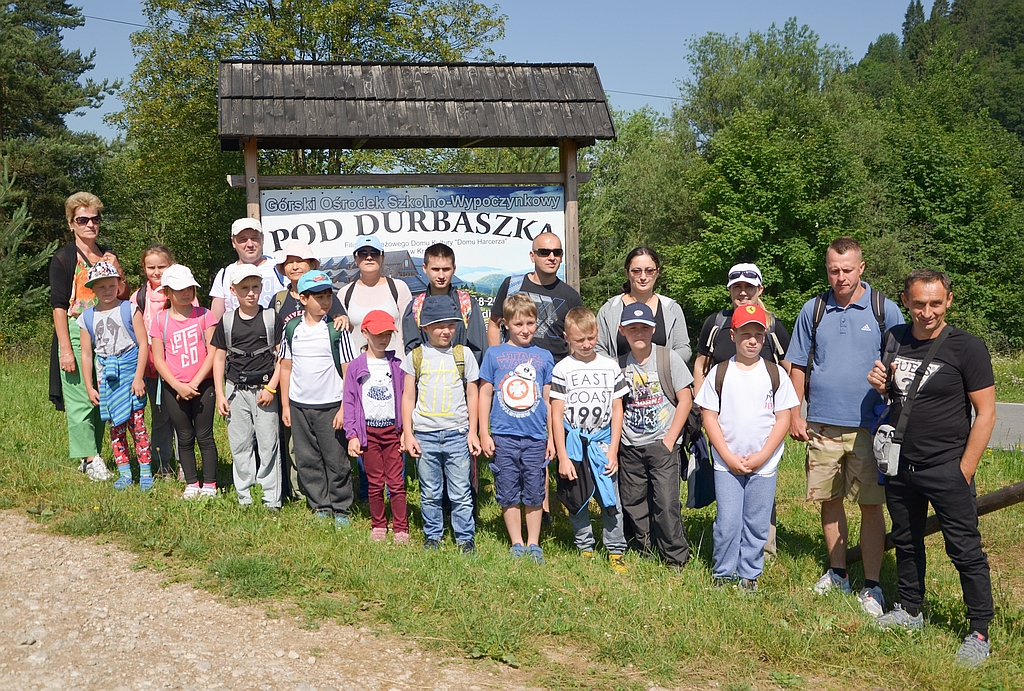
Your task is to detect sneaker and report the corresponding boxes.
[459,539,476,555]
[608,554,628,574]
[314,510,332,520]
[813,569,852,595]
[875,603,924,630]
[371,527,387,542]
[955,632,990,668]
[86,456,113,482]
[139,474,153,492]
[526,544,545,565]
[509,543,527,559]
[199,485,217,499]
[78,457,90,474]
[177,465,186,483]
[423,538,441,550]
[713,577,736,589]
[739,578,758,592]
[334,514,351,529]
[182,484,201,500]
[394,531,410,545]
[113,474,133,491]
[580,550,596,560]
[858,586,886,617]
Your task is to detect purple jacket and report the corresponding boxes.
[342,351,405,448]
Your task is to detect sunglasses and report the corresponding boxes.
[533,248,563,258]
[630,267,658,277]
[729,270,761,281]
[74,215,101,226]
[355,249,382,259]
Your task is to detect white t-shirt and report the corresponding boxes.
[342,278,412,353]
[280,319,354,406]
[210,258,288,313]
[362,356,397,427]
[400,343,480,432]
[77,302,139,358]
[550,354,629,433]
[693,358,800,476]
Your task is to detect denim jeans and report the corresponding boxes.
[416,428,475,543]
[713,470,777,580]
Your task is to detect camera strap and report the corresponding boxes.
[890,325,950,445]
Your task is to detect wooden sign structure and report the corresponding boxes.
[217,61,617,290]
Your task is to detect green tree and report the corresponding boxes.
[0,0,115,251]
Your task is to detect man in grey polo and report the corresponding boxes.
[787,236,904,615]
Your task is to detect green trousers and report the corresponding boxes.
[61,316,103,459]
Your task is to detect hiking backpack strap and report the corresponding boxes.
[134,286,146,315]
[411,345,423,380]
[342,282,357,311]
[716,358,780,406]
[804,289,831,399]
[386,277,399,303]
[455,290,473,328]
[411,292,427,328]
[714,359,730,403]
[283,316,301,355]
[274,289,289,314]
[870,287,887,353]
[654,344,677,408]
[702,310,731,375]
[453,343,466,384]
[765,359,781,397]
[262,308,276,352]
[120,300,137,345]
[223,310,236,354]
[765,318,783,364]
[81,306,97,344]
[326,320,344,376]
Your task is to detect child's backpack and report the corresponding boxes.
[133,286,147,315]
[81,300,138,347]
[702,308,785,375]
[283,316,346,376]
[713,358,782,404]
[410,290,473,329]
[616,344,677,408]
[410,343,467,392]
[222,309,277,384]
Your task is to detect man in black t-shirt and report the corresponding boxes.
[867,269,996,667]
[488,232,583,363]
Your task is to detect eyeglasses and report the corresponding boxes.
[729,270,761,281]
[355,249,382,259]
[533,248,563,258]
[629,267,658,277]
[74,215,101,226]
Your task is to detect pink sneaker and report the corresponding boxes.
[371,527,387,542]
[393,531,410,545]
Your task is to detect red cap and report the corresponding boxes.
[731,303,768,329]
[362,310,397,335]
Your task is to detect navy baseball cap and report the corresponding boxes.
[296,270,333,294]
[419,295,461,326]
[620,302,657,327]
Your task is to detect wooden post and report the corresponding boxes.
[559,139,580,292]
[243,137,260,220]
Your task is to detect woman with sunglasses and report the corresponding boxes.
[596,246,691,363]
[49,192,126,479]
[339,235,412,354]
[692,263,791,395]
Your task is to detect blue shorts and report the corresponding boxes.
[489,434,548,508]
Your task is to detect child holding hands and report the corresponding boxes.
[694,304,799,590]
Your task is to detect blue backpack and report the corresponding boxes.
[81,300,138,347]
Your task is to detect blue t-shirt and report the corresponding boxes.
[479,343,554,441]
[787,283,905,428]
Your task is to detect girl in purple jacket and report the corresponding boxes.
[343,310,408,543]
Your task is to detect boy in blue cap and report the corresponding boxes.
[401,295,481,552]
[280,270,356,526]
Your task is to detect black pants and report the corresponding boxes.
[162,379,217,485]
[619,441,690,567]
[289,402,353,515]
[885,459,993,632]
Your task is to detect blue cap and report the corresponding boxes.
[353,235,383,254]
[296,270,333,294]
[619,302,657,327]
[419,295,461,327]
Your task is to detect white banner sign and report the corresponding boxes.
[260,186,565,301]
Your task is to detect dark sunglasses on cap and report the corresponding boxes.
[74,215,102,226]
[534,247,563,258]
[355,248,382,259]
[729,270,760,281]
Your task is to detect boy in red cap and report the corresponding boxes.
[694,303,800,590]
[343,310,409,543]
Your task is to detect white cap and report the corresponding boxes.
[231,217,263,236]
[159,264,200,292]
[229,263,263,285]
[726,263,763,288]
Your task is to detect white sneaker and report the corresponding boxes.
[812,569,852,594]
[86,456,113,482]
[858,586,885,617]
[199,485,217,499]
[182,484,201,500]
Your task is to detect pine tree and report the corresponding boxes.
[903,0,926,41]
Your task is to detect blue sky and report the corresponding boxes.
[63,0,909,140]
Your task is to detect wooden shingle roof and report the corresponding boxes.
[218,61,616,151]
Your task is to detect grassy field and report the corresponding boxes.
[994,354,1024,404]
[1,354,1023,690]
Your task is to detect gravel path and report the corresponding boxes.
[0,511,532,691]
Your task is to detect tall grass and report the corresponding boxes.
[1,354,1022,689]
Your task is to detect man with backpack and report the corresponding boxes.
[402,243,488,364]
[787,237,904,616]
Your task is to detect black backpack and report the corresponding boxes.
[702,308,785,376]
[805,287,887,399]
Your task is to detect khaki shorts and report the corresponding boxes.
[805,422,886,505]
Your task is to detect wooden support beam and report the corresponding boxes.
[847,479,1024,563]
[560,139,580,292]
[226,172,591,189]
[243,138,260,220]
